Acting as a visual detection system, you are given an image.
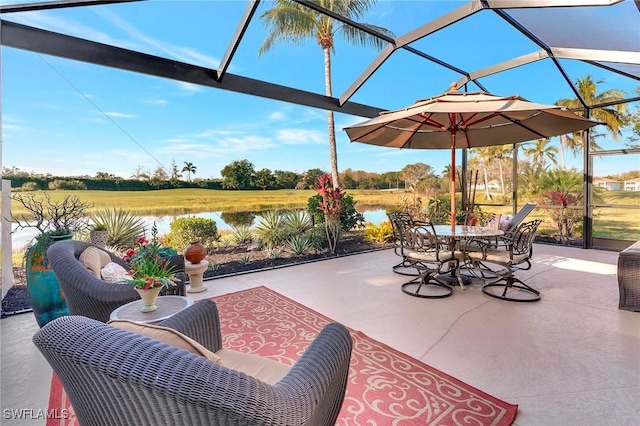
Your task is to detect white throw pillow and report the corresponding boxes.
[500,215,513,231]
[101,262,130,283]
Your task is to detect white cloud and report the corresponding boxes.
[141,98,168,106]
[96,8,220,68]
[269,111,288,121]
[192,129,236,138]
[11,10,139,51]
[177,81,202,94]
[104,111,136,118]
[277,128,324,145]
[337,115,369,129]
[160,134,274,157]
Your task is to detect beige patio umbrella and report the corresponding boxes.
[344,84,601,228]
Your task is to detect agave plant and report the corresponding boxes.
[282,210,313,235]
[284,234,313,256]
[253,210,285,249]
[91,208,146,250]
[230,225,254,244]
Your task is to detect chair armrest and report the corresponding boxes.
[277,322,353,425]
[158,299,223,352]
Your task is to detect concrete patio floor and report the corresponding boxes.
[1,243,639,425]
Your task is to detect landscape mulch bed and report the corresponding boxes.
[2,233,393,317]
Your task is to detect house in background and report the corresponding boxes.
[624,178,640,191]
[594,178,622,191]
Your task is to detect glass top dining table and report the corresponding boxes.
[433,225,504,239]
[432,225,504,289]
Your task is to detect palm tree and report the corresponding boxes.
[486,145,511,195]
[181,161,197,182]
[522,139,559,168]
[468,148,492,199]
[259,0,393,189]
[556,75,627,162]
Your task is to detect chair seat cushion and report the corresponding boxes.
[215,348,291,385]
[108,319,224,365]
[407,249,456,263]
[468,250,528,265]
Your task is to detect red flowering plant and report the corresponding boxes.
[539,191,582,245]
[314,173,345,253]
[122,225,178,290]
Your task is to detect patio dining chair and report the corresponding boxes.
[397,221,461,299]
[503,202,538,238]
[466,219,544,302]
[387,211,422,276]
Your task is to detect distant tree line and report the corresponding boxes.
[2,161,413,192]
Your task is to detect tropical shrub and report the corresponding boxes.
[170,217,219,250]
[364,221,393,243]
[307,194,362,231]
[311,174,344,253]
[539,191,582,245]
[21,181,39,191]
[304,226,327,250]
[533,168,585,244]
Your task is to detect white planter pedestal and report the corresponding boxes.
[185,260,209,293]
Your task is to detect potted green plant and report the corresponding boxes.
[121,226,177,312]
[11,192,92,327]
[89,223,109,248]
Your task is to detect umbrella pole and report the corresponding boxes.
[450,133,456,231]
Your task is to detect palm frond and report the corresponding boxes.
[339,22,393,49]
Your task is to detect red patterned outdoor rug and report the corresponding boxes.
[48,286,517,425]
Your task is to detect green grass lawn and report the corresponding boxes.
[9,188,406,218]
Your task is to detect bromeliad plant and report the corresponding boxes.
[122,224,178,290]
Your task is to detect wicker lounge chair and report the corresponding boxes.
[33,300,353,426]
[47,240,186,322]
[618,240,640,312]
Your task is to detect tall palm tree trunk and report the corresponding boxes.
[482,163,490,199]
[559,135,567,170]
[498,159,505,195]
[324,47,340,189]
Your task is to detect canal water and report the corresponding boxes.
[11,208,389,251]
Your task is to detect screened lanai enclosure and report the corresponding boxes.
[2,0,639,249]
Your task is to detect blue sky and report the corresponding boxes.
[2,0,638,180]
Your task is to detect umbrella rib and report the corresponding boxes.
[495,112,551,139]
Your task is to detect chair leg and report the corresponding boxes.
[392,258,421,277]
[402,272,453,299]
[482,272,540,303]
